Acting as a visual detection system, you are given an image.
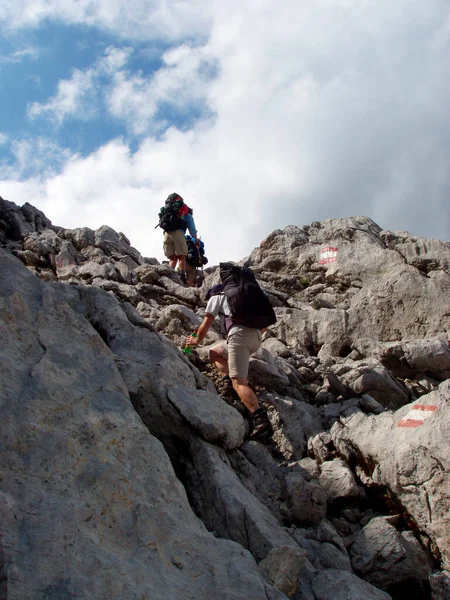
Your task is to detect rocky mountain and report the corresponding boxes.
[1,196,449,600]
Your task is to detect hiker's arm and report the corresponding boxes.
[185,213,198,240]
[186,314,214,345]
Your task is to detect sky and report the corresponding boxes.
[0,0,449,267]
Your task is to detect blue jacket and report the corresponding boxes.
[184,212,197,237]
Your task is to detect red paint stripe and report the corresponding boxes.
[412,404,438,412]
[398,419,424,428]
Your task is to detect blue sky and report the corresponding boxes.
[0,0,449,266]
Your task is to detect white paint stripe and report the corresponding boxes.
[401,409,435,422]
[397,404,439,428]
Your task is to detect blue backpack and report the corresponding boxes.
[186,236,208,267]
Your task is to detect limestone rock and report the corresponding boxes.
[319,459,363,502]
[182,438,297,562]
[349,516,433,591]
[1,199,449,597]
[311,569,392,600]
[262,393,324,459]
[0,249,285,600]
[332,380,450,570]
[282,472,327,526]
[259,545,307,597]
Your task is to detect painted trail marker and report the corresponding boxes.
[397,403,439,428]
[319,247,338,264]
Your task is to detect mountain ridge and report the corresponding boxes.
[1,196,449,600]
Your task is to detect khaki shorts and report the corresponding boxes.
[220,326,262,379]
[163,230,188,257]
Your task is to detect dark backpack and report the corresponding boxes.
[186,236,208,267]
[219,262,277,330]
[156,193,188,232]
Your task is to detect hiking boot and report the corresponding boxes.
[249,408,273,440]
[178,270,187,284]
[196,272,205,287]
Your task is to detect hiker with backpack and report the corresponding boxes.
[156,193,198,284]
[185,262,276,440]
[185,235,208,287]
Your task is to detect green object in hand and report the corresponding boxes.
[184,330,198,355]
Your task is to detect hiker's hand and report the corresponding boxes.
[186,335,199,346]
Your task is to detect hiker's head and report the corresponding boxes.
[166,192,183,204]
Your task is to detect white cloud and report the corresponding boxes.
[0,137,73,180]
[1,0,450,268]
[0,46,40,64]
[107,44,216,135]
[27,41,215,136]
[28,68,96,123]
[27,46,131,124]
[0,0,212,41]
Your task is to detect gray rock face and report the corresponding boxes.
[330,358,411,409]
[0,196,54,240]
[259,545,307,598]
[349,516,433,590]
[262,393,324,459]
[283,472,327,526]
[0,250,286,600]
[332,381,450,570]
[1,200,449,598]
[311,569,392,600]
[429,570,450,600]
[181,438,296,562]
[251,216,449,354]
[319,459,363,502]
[373,338,450,381]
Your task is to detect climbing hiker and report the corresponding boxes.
[185,235,208,287]
[185,262,277,440]
[156,193,198,284]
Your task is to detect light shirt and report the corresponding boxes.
[205,293,231,318]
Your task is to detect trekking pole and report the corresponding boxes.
[184,329,198,355]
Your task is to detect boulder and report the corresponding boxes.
[349,516,433,591]
[0,249,286,600]
[311,569,392,600]
[332,381,450,570]
[319,459,363,503]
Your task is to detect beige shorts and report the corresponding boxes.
[220,326,262,379]
[163,230,188,257]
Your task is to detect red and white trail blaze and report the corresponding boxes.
[397,403,439,428]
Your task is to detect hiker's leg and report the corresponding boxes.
[171,231,188,265]
[228,326,262,413]
[164,233,177,268]
[209,342,229,377]
[186,264,196,286]
[231,378,259,413]
[170,231,188,279]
